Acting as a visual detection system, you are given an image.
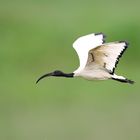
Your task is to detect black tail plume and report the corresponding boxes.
[112,78,135,84]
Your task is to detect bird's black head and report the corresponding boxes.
[52,70,64,77]
[36,70,74,84]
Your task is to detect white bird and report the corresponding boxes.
[36,33,134,84]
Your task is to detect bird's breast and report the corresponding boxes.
[76,69,111,80]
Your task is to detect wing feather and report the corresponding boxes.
[73,33,105,72]
[87,41,128,74]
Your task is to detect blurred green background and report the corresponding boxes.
[0,0,140,140]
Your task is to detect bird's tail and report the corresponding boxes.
[111,74,134,84]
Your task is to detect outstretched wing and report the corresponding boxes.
[73,33,105,72]
[86,41,128,74]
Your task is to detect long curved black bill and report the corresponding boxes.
[36,72,53,84]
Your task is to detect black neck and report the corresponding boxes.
[36,70,74,84]
[53,72,74,78]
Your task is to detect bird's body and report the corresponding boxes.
[36,33,134,84]
[74,66,111,80]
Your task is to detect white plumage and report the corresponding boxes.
[73,33,104,72]
[73,33,133,84]
[36,33,134,84]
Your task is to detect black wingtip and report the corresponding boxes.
[95,32,106,37]
[119,41,129,46]
[111,41,129,74]
[112,78,135,84]
[95,32,106,43]
[95,32,103,35]
[126,79,135,84]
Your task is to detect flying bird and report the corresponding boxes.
[36,33,134,84]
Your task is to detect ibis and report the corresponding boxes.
[36,33,134,84]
